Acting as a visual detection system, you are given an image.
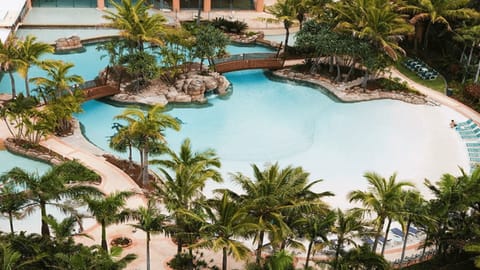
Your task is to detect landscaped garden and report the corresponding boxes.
[1,0,480,269]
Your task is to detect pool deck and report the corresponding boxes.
[1,6,479,270]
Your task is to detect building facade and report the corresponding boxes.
[29,0,264,12]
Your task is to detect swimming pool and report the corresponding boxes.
[0,43,470,209]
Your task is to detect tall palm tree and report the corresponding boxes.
[151,138,222,253]
[194,192,257,270]
[403,0,478,50]
[83,191,134,252]
[44,215,91,242]
[296,208,335,269]
[398,190,427,265]
[0,161,102,237]
[0,36,23,99]
[229,163,333,265]
[0,183,28,234]
[109,122,134,163]
[348,171,414,254]
[264,0,297,53]
[331,208,368,270]
[16,35,54,97]
[103,0,166,52]
[30,60,84,101]
[130,198,168,270]
[114,105,180,187]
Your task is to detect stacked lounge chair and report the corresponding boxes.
[455,119,480,170]
[403,58,439,80]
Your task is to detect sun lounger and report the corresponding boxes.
[468,148,480,153]
[391,228,404,238]
[458,127,480,135]
[467,142,480,147]
[471,157,480,163]
[457,119,474,128]
[469,152,480,158]
[408,227,419,236]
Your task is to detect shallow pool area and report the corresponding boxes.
[77,69,470,208]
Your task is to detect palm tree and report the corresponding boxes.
[44,215,91,242]
[83,191,134,252]
[0,36,23,98]
[103,0,166,52]
[348,171,414,254]
[333,244,390,270]
[0,161,102,237]
[297,208,336,269]
[30,60,84,101]
[398,190,430,264]
[264,0,297,53]
[114,105,181,187]
[130,198,168,270]
[229,163,333,265]
[329,0,413,61]
[151,138,222,253]
[331,208,368,270]
[194,191,257,270]
[109,122,134,163]
[0,182,28,234]
[404,0,479,50]
[16,35,54,97]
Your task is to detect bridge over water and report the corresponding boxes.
[213,53,285,73]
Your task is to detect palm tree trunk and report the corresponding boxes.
[335,57,341,82]
[361,71,369,89]
[40,201,50,237]
[8,71,16,98]
[372,217,384,253]
[8,212,14,234]
[400,220,411,264]
[284,21,290,54]
[474,58,480,83]
[334,238,342,270]
[423,22,432,50]
[101,220,108,251]
[147,231,151,270]
[256,230,265,265]
[196,0,202,25]
[24,72,31,97]
[222,246,228,270]
[460,44,466,62]
[142,147,149,187]
[305,239,313,269]
[467,41,475,66]
[381,218,392,256]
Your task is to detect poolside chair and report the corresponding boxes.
[468,147,480,153]
[471,157,480,163]
[457,119,475,128]
[469,152,480,158]
[408,227,419,236]
[391,228,404,238]
[458,127,480,134]
[466,142,480,147]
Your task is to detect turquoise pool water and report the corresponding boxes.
[0,43,470,209]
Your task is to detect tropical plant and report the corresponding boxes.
[103,0,166,51]
[44,215,91,242]
[330,244,391,270]
[83,191,134,251]
[119,51,160,91]
[348,171,414,255]
[16,35,54,97]
[403,0,479,50]
[130,198,169,270]
[151,138,222,254]
[329,0,413,61]
[0,161,102,238]
[263,0,298,53]
[0,35,23,98]
[193,191,257,270]
[0,182,28,234]
[110,122,134,163]
[331,208,368,270]
[0,94,55,144]
[193,25,229,71]
[229,163,333,266]
[30,60,84,101]
[114,105,180,186]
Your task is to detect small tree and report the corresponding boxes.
[193,25,229,71]
[119,51,160,92]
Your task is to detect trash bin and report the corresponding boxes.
[446,88,453,96]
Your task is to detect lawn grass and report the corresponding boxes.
[395,61,447,93]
